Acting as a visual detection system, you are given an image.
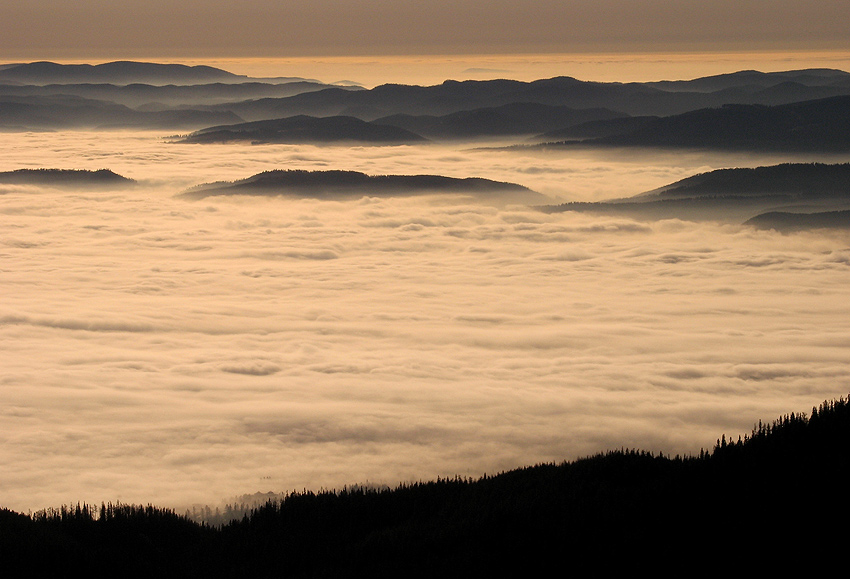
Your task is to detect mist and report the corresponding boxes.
[2,131,849,513]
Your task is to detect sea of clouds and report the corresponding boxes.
[2,131,849,512]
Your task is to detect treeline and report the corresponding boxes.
[3,396,849,577]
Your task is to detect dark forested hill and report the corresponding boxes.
[0,168,135,188]
[543,163,850,223]
[638,163,850,199]
[179,169,544,204]
[549,96,850,152]
[3,395,849,577]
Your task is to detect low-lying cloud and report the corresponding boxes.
[2,131,850,513]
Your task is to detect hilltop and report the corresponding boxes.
[0,168,135,188]
[542,163,850,223]
[533,96,850,152]
[179,169,545,204]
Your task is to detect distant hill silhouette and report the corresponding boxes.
[176,115,426,144]
[644,68,850,93]
[530,96,850,152]
[4,65,849,134]
[0,81,358,109]
[3,394,849,577]
[373,103,626,139]
[0,61,245,86]
[542,163,850,222]
[744,209,850,232]
[0,168,135,188]
[0,94,243,130]
[179,169,544,204]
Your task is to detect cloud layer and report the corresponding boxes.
[2,131,849,512]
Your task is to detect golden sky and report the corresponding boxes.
[4,0,849,60]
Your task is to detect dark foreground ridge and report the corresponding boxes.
[542,163,850,224]
[179,169,545,204]
[0,168,136,188]
[3,395,849,577]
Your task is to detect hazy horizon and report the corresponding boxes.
[5,50,850,89]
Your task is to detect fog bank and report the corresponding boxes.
[2,132,849,512]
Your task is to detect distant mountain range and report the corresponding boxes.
[0,168,135,188]
[0,61,248,86]
[176,115,426,145]
[0,81,355,109]
[201,68,850,121]
[744,209,850,232]
[542,163,850,226]
[0,61,329,86]
[4,63,850,139]
[179,169,545,204]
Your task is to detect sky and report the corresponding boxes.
[4,0,850,60]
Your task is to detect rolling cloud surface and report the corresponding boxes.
[2,131,849,512]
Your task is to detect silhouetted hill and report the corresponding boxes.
[0,94,243,130]
[744,209,850,232]
[0,81,357,109]
[179,169,544,204]
[644,68,850,93]
[3,395,848,577]
[177,115,425,144]
[0,61,245,86]
[0,168,135,188]
[372,103,626,139]
[587,96,850,151]
[638,163,850,199]
[542,163,850,222]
